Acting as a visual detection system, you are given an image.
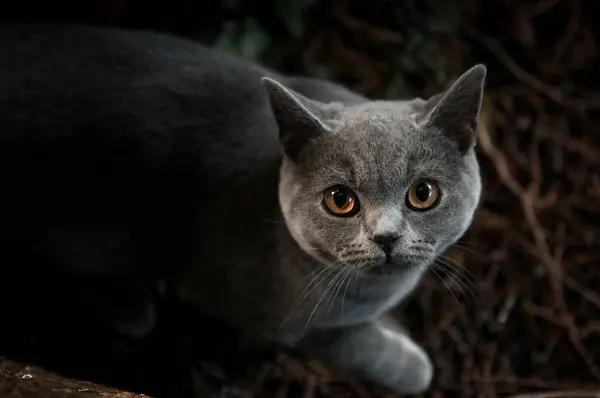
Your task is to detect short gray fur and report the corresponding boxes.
[0,24,486,394]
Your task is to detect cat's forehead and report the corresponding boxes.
[303,104,463,192]
[334,102,418,131]
[329,104,441,159]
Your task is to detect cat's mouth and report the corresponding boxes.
[362,254,427,276]
[363,262,401,276]
[361,256,401,276]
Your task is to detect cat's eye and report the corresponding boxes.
[406,180,440,211]
[323,185,359,217]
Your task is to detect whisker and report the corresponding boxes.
[434,260,481,307]
[353,263,362,300]
[439,254,477,282]
[439,255,485,304]
[302,266,347,337]
[340,269,355,323]
[450,243,508,279]
[277,260,341,332]
[325,267,350,318]
[296,260,341,301]
[303,261,333,281]
[451,243,485,258]
[429,265,464,313]
[456,239,489,250]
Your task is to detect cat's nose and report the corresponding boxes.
[372,232,400,252]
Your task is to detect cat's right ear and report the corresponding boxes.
[422,64,487,155]
[261,77,330,161]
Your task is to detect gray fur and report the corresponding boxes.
[0,24,486,394]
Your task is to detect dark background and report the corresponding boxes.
[1,0,600,397]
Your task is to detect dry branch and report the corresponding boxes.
[0,357,150,398]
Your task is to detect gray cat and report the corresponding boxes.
[0,24,486,395]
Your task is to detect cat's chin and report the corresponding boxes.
[361,257,429,276]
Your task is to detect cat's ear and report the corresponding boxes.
[261,77,330,161]
[424,64,487,155]
[421,92,445,115]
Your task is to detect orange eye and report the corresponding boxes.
[406,180,440,211]
[323,186,359,217]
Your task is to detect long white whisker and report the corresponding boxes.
[440,254,476,282]
[450,242,508,280]
[429,265,463,312]
[353,263,362,300]
[326,268,350,317]
[456,239,488,249]
[277,260,341,332]
[434,260,480,307]
[340,269,354,323]
[301,266,346,337]
[452,243,484,257]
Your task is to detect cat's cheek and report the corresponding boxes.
[283,201,332,262]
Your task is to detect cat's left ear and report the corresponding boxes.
[262,77,331,162]
[423,64,487,155]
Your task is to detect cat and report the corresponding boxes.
[0,24,486,395]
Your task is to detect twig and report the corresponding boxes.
[462,23,595,111]
[507,391,600,398]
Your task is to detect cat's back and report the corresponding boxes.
[0,24,283,197]
[0,24,271,102]
[0,24,279,158]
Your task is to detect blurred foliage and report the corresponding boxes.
[384,0,460,97]
[213,18,272,63]
[207,0,460,98]
[274,0,318,37]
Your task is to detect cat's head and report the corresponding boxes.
[263,65,486,274]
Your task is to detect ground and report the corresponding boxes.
[0,0,599,397]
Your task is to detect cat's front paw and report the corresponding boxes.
[387,343,433,395]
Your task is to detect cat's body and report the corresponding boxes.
[0,24,486,394]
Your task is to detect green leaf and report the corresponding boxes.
[212,19,270,62]
[239,19,271,61]
[275,0,316,37]
[212,21,241,54]
[302,57,331,79]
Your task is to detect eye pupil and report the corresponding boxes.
[333,190,348,208]
[406,180,440,211]
[415,183,431,203]
[323,185,359,217]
